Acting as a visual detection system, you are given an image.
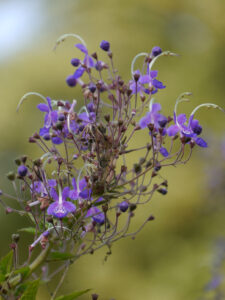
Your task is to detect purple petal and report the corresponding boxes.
[44,113,51,128]
[167,125,180,136]
[52,137,63,144]
[139,114,150,129]
[51,111,58,124]
[48,179,57,187]
[152,79,166,89]
[88,56,94,68]
[151,103,161,113]
[159,147,169,157]
[63,201,76,213]
[72,178,77,190]
[86,206,105,224]
[75,43,88,54]
[74,67,85,79]
[47,202,58,215]
[195,137,208,148]
[139,75,150,84]
[46,97,52,110]
[37,103,49,112]
[47,202,68,218]
[50,188,59,201]
[150,70,158,79]
[62,187,70,201]
[79,178,87,191]
[78,112,89,122]
[177,114,187,125]
[69,189,79,200]
[39,127,49,136]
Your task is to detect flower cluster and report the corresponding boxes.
[0,34,223,299]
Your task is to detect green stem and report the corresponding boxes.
[29,243,51,273]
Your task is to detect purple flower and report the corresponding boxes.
[78,111,96,125]
[139,103,167,133]
[86,197,105,225]
[30,179,57,195]
[139,70,166,94]
[69,177,91,200]
[18,165,28,177]
[37,97,58,129]
[129,70,148,96]
[167,113,208,148]
[47,186,76,218]
[151,46,162,57]
[72,43,94,80]
[100,40,110,52]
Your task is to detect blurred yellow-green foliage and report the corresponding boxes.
[0,0,224,299]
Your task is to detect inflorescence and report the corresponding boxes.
[0,34,224,298]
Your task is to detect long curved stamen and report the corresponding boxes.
[17,92,47,112]
[53,33,87,51]
[149,98,156,111]
[148,51,178,73]
[190,103,225,117]
[131,52,148,75]
[174,92,192,116]
[58,185,62,206]
[78,106,89,115]
[67,100,77,133]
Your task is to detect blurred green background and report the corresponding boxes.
[0,0,225,299]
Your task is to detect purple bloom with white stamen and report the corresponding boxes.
[47,186,76,218]
[139,70,166,94]
[167,112,208,148]
[139,103,167,133]
[73,43,94,80]
[37,97,58,129]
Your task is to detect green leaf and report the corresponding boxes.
[0,251,13,276]
[48,251,75,261]
[20,279,40,300]
[55,289,91,300]
[14,266,30,279]
[19,227,36,234]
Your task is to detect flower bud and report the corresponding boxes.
[66,75,77,87]
[133,71,140,82]
[133,163,142,174]
[92,294,99,300]
[29,137,36,143]
[119,201,129,212]
[71,58,80,67]
[21,155,27,163]
[129,203,137,212]
[14,158,21,166]
[7,172,15,181]
[100,40,110,51]
[157,188,167,195]
[151,46,162,57]
[148,215,155,221]
[89,83,96,93]
[18,165,28,177]
[12,233,20,243]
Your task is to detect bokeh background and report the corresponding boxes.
[0,0,225,299]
